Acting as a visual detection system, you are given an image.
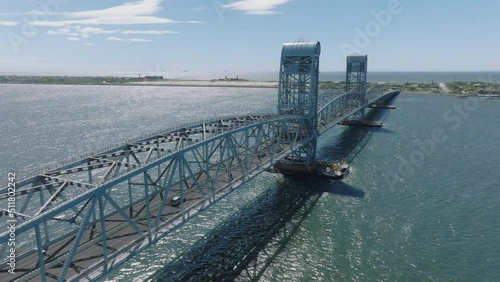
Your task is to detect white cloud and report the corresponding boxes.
[48,26,178,39]
[79,27,114,34]
[27,0,202,26]
[106,36,152,42]
[106,36,126,41]
[0,10,59,16]
[66,37,80,41]
[47,28,79,36]
[31,16,178,27]
[68,0,163,18]
[222,0,292,15]
[129,38,152,42]
[0,21,19,26]
[84,42,96,46]
[121,30,177,34]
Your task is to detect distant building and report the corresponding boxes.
[479,89,500,95]
[214,75,249,82]
[145,75,163,80]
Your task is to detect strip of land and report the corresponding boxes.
[1,75,499,95]
[130,80,278,88]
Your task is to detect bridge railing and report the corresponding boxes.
[316,89,359,128]
[366,85,384,103]
[316,85,392,132]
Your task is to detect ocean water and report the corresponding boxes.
[1,85,499,281]
[0,84,276,178]
[260,94,500,281]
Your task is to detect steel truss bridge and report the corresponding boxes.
[0,41,399,281]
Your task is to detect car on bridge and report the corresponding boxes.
[170,195,186,207]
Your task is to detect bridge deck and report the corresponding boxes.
[1,115,311,281]
[10,156,272,281]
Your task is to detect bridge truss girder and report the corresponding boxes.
[317,85,389,133]
[0,115,313,281]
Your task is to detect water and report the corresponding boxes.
[0,84,276,178]
[1,85,499,281]
[263,95,500,281]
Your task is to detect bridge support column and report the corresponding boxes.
[345,55,368,120]
[277,41,321,167]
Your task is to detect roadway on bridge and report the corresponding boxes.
[3,127,300,281]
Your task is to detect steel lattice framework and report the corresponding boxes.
[345,55,368,99]
[277,42,321,166]
[0,115,315,281]
[317,85,388,134]
[0,41,399,282]
[345,55,368,119]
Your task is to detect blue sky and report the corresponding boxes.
[0,0,499,75]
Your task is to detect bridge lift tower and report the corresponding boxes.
[345,54,368,119]
[277,41,321,167]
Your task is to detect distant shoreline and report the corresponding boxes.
[130,80,279,88]
[1,77,498,95]
[0,82,450,95]
[0,79,278,89]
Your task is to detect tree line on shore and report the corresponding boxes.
[319,81,500,95]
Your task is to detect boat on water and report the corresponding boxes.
[316,159,350,179]
[270,158,350,180]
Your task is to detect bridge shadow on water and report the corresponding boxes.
[150,178,362,282]
[315,180,365,198]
